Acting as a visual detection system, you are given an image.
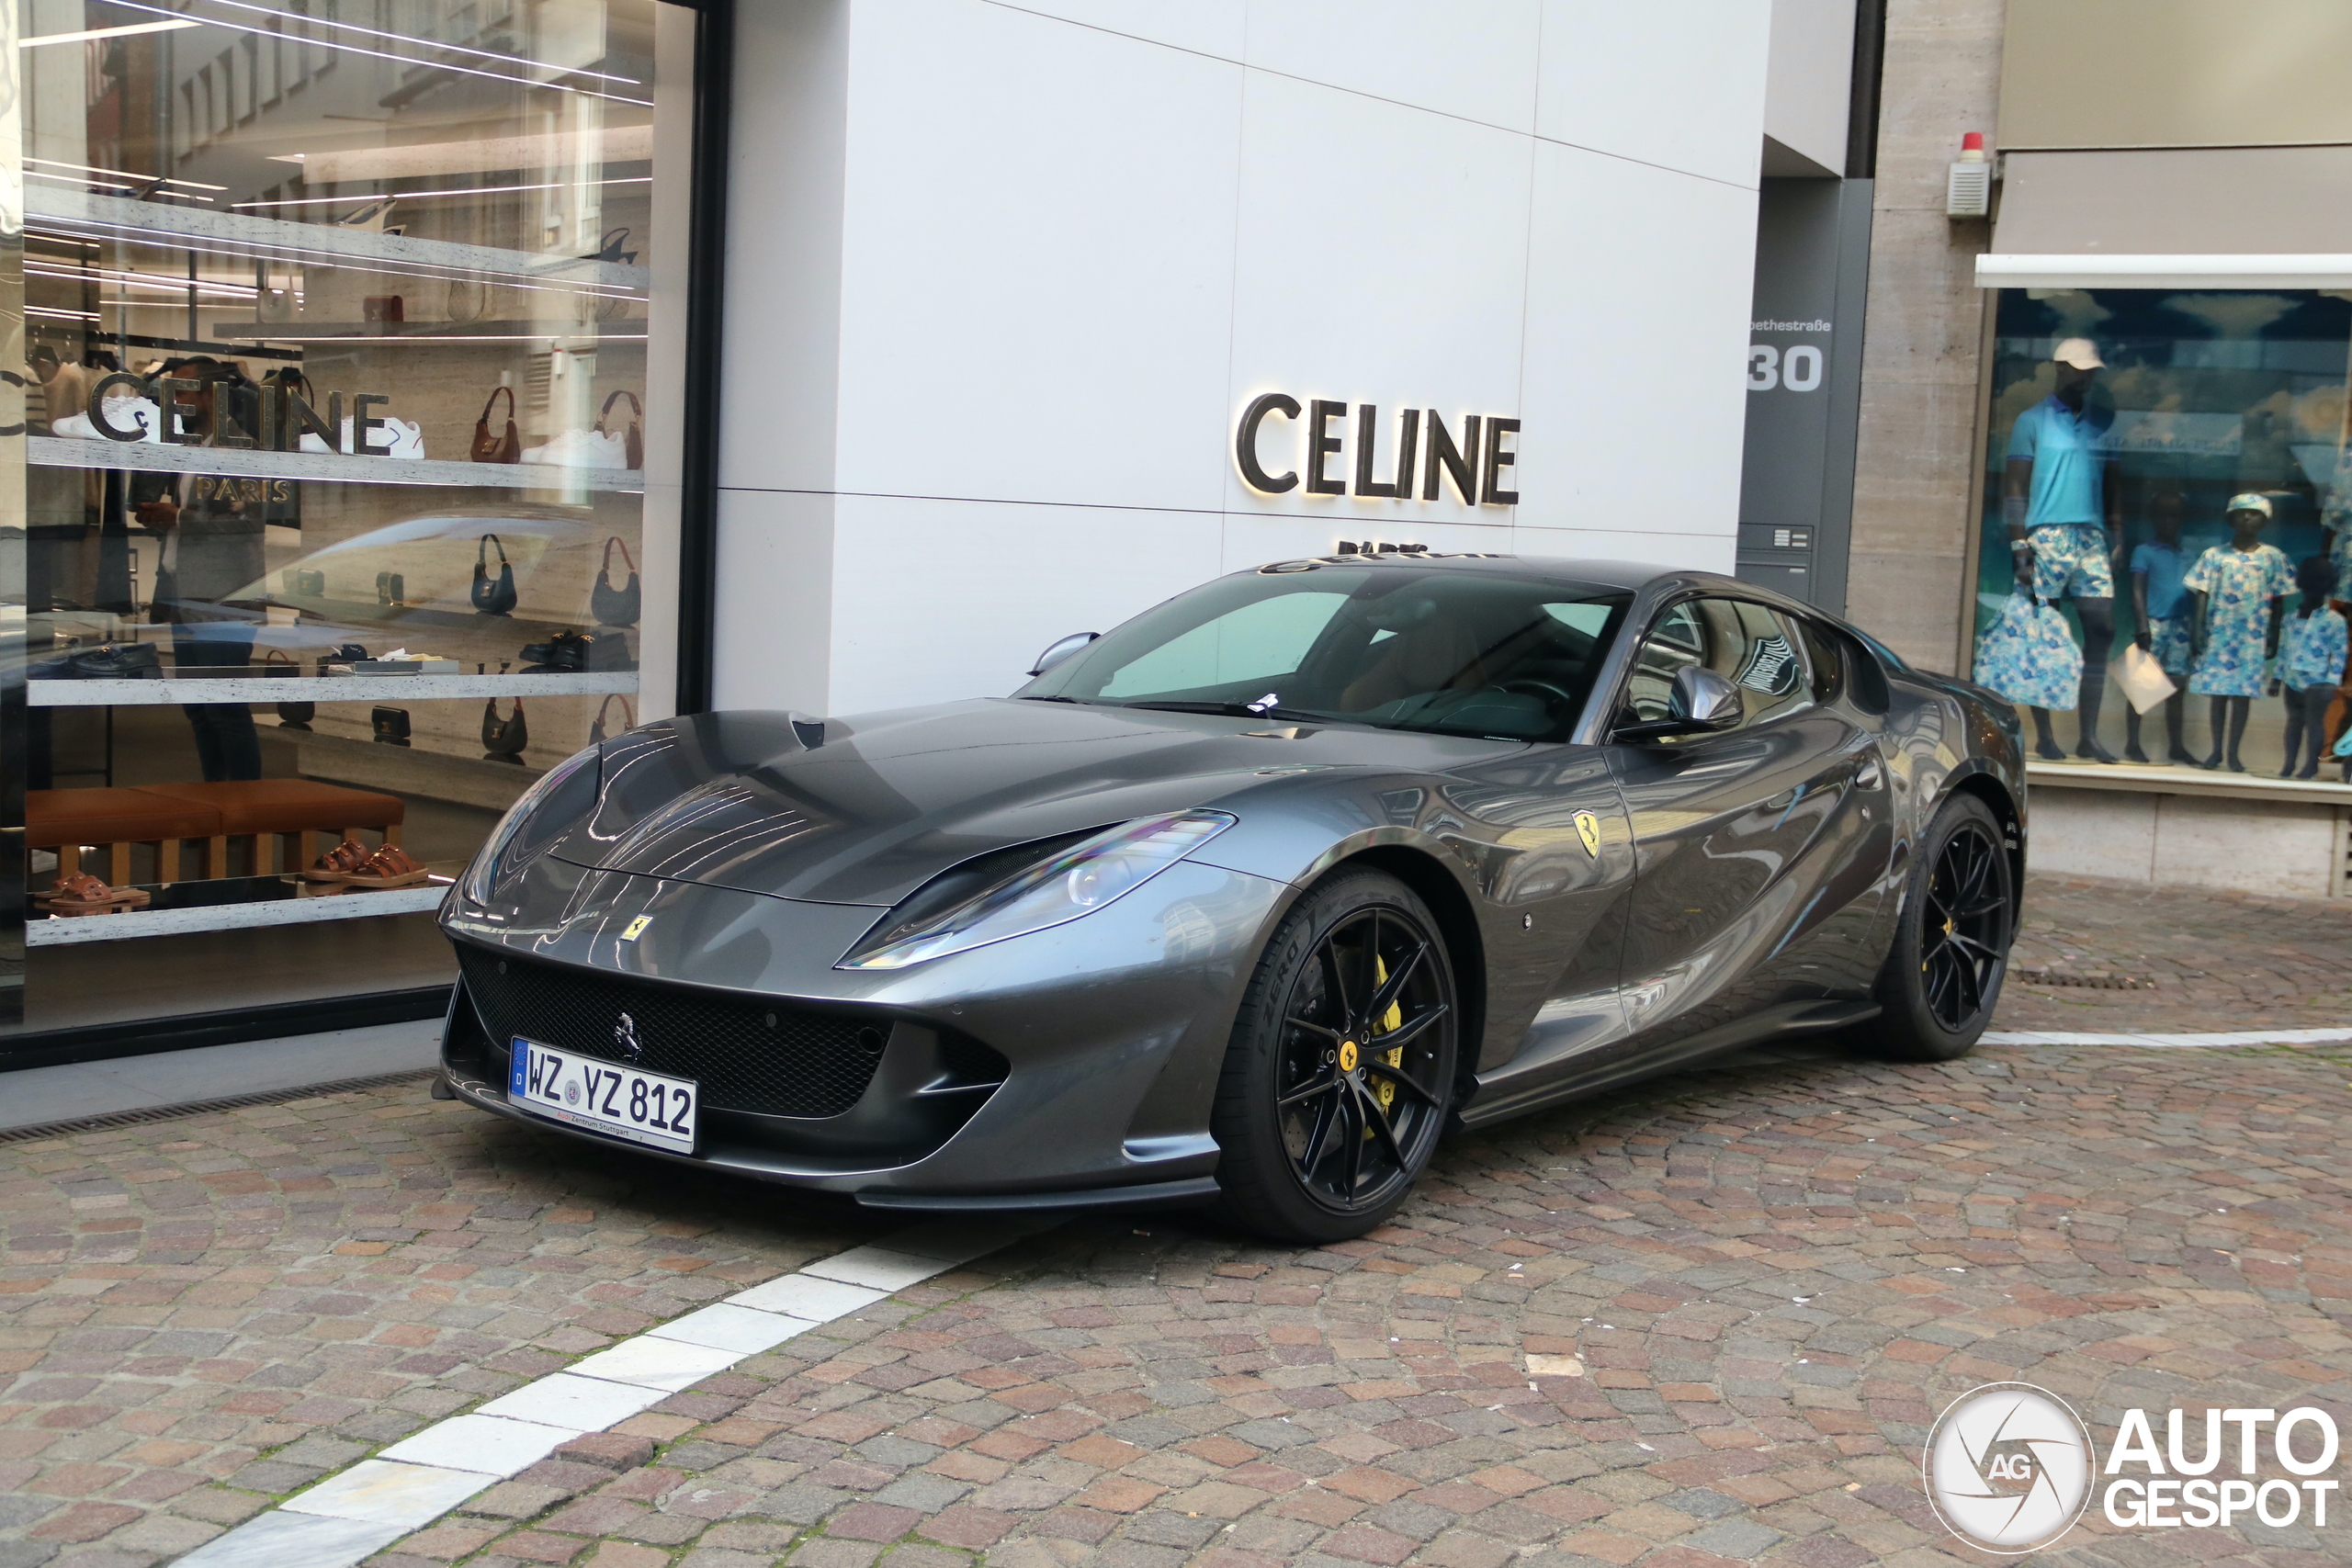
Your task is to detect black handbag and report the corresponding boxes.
[30,641,162,680]
[283,568,325,596]
[471,534,517,615]
[371,705,411,746]
[266,649,312,728]
[482,697,528,761]
[376,570,406,606]
[589,694,635,744]
[521,628,629,672]
[591,536,639,627]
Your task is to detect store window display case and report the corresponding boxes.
[1971,288,2352,793]
[3,0,700,1043]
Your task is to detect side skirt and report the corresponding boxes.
[1453,998,1880,1130]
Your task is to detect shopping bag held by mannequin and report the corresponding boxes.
[2111,642,2178,715]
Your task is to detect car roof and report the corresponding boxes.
[1235,552,1893,655]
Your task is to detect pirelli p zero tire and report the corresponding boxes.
[1866,792,2014,1063]
[1210,869,1460,1244]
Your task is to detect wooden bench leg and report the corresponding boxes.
[160,838,179,884]
[300,829,319,872]
[110,841,130,888]
[205,836,227,880]
[383,823,401,849]
[58,845,80,879]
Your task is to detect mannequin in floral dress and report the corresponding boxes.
[2185,494,2293,773]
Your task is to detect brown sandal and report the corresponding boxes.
[37,872,151,916]
[327,843,432,890]
[302,839,383,883]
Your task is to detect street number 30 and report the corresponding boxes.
[1748,344,1823,392]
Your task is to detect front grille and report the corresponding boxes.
[457,945,884,1119]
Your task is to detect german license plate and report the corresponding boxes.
[509,1037,697,1156]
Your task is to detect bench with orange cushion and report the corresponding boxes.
[28,780,403,886]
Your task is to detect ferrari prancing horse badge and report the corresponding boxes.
[1574,811,1601,857]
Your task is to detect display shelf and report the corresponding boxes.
[2027,757,2352,806]
[28,435,644,492]
[30,671,639,706]
[26,877,451,947]
[207,319,645,343]
[28,188,649,295]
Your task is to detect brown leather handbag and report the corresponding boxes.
[595,390,643,470]
[470,387,520,464]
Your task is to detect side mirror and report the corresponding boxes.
[1029,631,1100,677]
[1616,665,1744,740]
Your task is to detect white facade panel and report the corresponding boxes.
[1240,0,1544,134]
[713,0,1776,716]
[988,0,1250,61]
[1516,141,1756,569]
[831,0,1242,513]
[1533,0,1772,189]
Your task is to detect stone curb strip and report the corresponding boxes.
[1984,1026,2352,1047]
[170,1217,1051,1568]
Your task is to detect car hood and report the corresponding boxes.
[552,699,1525,907]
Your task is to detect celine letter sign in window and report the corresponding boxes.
[1236,393,1520,505]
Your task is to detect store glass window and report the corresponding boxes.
[1972,288,2352,784]
[3,0,696,1043]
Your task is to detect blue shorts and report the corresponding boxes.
[2147,614,2191,679]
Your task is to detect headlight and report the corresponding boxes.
[459,745,604,905]
[839,810,1236,970]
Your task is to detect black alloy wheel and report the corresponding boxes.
[1212,870,1459,1242]
[1920,818,2007,1031]
[1863,792,2014,1062]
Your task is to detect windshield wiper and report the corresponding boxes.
[1118,700,1338,724]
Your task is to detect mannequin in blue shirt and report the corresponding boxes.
[2126,488,2195,764]
[2004,342,2124,762]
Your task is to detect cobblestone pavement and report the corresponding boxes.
[2003,874,2352,1034]
[3,874,2350,1568]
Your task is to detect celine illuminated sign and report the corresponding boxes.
[1235,393,1519,505]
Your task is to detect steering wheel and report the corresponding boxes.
[1498,677,1578,711]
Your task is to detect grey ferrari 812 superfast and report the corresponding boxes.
[439,555,2027,1241]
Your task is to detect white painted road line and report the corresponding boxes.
[169,1218,1051,1568]
[1984,1027,2352,1048]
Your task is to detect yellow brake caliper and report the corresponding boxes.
[1367,955,1403,1130]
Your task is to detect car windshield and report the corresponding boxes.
[1019,565,1633,742]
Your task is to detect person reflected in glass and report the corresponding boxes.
[2273,556,2346,779]
[133,356,266,782]
[2126,487,2197,765]
[2185,494,2293,773]
[2004,337,2123,763]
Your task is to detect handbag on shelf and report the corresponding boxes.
[469,387,521,465]
[482,697,529,761]
[582,228,639,265]
[589,694,636,744]
[375,570,406,606]
[594,390,644,471]
[283,567,326,596]
[520,627,631,673]
[267,649,313,728]
[371,705,412,747]
[592,536,640,627]
[471,534,518,615]
[1973,592,2083,712]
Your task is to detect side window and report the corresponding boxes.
[1623,597,1812,732]
[1792,615,1846,704]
